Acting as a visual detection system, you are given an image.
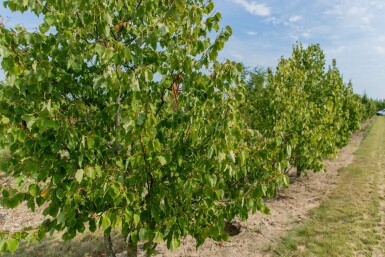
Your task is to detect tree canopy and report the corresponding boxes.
[0,1,377,256]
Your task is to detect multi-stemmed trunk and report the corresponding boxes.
[104,232,116,257]
[126,236,138,257]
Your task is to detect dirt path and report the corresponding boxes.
[139,121,371,257]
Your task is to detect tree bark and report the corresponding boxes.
[104,232,116,257]
[296,168,303,177]
[126,236,138,257]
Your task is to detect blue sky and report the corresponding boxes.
[1,1,385,99]
[214,0,385,99]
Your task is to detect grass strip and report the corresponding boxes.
[273,117,385,256]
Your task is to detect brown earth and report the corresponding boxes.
[0,121,371,257]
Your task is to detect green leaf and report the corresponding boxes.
[236,63,243,72]
[218,152,226,162]
[246,198,254,210]
[21,114,36,130]
[158,23,169,36]
[157,156,167,166]
[169,237,180,250]
[154,232,164,244]
[75,169,84,183]
[139,228,147,241]
[228,151,236,163]
[133,214,140,226]
[87,138,95,149]
[45,16,55,26]
[145,70,153,81]
[136,112,146,125]
[102,215,111,231]
[57,212,66,224]
[56,188,64,199]
[28,184,40,197]
[6,238,19,254]
[36,118,59,133]
[276,137,282,146]
[286,145,292,156]
[206,2,215,13]
[283,175,290,186]
[1,116,10,124]
[1,58,15,72]
[85,166,96,180]
[131,77,140,91]
[261,205,270,215]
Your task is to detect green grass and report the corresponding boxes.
[272,117,385,256]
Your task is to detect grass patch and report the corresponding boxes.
[272,117,385,256]
[362,117,376,140]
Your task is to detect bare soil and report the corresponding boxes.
[0,122,370,257]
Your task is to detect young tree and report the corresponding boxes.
[251,44,363,177]
[0,1,282,256]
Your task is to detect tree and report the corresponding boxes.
[240,65,266,131]
[247,44,363,178]
[242,66,266,93]
[0,1,283,256]
[360,91,376,120]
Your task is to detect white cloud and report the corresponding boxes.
[216,0,385,98]
[230,52,244,60]
[374,46,385,55]
[265,16,283,25]
[325,2,374,27]
[301,31,310,38]
[325,45,347,56]
[346,6,373,24]
[346,6,365,15]
[247,31,257,36]
[233,0,271,17]
[378,36,385,42]
[289,15,302,23]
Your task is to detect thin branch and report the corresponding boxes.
[115,84,122,153]
[139,135,154,198]
[155,88,166,117]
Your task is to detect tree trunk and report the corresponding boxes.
[104,232,116,257]
[126,236,138,257]
[296,168,302,177]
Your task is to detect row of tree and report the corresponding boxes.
[242,44,376,177]
[0,1,378,256]
[373,98,385,111]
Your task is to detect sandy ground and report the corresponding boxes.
[0,122,370,257]
[0,174,47,232]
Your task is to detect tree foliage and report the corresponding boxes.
[0,0,258,255]
[243,44,371,177]
[0,1,377,256]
